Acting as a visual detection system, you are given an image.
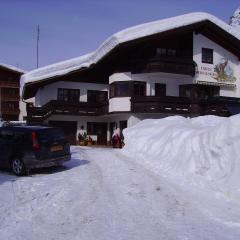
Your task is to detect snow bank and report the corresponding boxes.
[21,12,240,87]
[123,115,240,199]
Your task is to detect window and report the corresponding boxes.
[110,81,146,98]
[110,84,115,98]
[87,90,108,103]
[110,82,131,98]
[57,88,80,102]
[179,85,195,98]
[2,102,18,110]
[0,130,14,142]
[13,131,28,143]
[156,48,177,57]
[1,88,18,96]
[198,86,219,99]
[37,129,65,142]
[168,49,177,57]
[133,82,146,96]
[179,85,219,99]
[156,48,167,57]
[116,82,130,96]
[202,48,213,64]
[155,83,166,97]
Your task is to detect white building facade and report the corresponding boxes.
[21,13,240,145]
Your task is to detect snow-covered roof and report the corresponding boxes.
[230,7,240,29]
[0,63,26,74]
[21,12,240,88]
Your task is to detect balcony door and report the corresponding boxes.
[87,90,108,103]
[57,88,80,102]
[179,85,219,99]
[87,122,108,145]
[133,82,146,96]
[155,83,166,97]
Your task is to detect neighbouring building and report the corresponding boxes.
[0,63,27,121]
[21,12,240,145]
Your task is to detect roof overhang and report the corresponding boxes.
[21,13,240,99]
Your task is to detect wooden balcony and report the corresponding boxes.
[27,100,109,124]
[131,96,238,117]
[0,81,19,88]
[130,58,196,76]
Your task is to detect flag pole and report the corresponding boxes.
[37,24,40,68]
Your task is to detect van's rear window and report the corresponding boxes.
[37,129,65,142]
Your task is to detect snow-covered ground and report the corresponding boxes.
[1,145,240,239]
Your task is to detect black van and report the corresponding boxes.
[0,126,71,175]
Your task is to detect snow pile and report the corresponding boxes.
[230,7,240,29]
[21,12,240,88]
[123,115,240,199]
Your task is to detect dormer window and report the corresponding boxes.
[156,48,176,57]
[202,48,213,64]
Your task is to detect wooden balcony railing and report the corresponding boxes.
[27,100,109,124]
[131,96,238,117]
[130,58,196,76]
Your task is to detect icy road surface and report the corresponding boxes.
[0,146,240,240]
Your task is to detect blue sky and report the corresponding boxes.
[0,0,239,71]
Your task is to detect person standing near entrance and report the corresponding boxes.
[112,128,122,148]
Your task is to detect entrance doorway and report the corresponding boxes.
[87,122,108,145]
[119,120,127,139]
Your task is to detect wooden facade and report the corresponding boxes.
[0,66,22,121]
[27,100,109,124]
[131,96,236,117]
[22,16,240,145]
[26,95,240,124]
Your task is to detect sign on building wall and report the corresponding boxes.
[196,58,237,87]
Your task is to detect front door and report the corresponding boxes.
[87,122,108,145]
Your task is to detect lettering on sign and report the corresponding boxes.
[196,67,216,77]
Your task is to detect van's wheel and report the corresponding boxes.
[11,158,26,176]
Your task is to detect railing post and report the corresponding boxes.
[189,103,202,117]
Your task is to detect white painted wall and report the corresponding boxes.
[35,81,108,106]
[109,97,131,112]
[128,113,168,127]
[46,112,169,142]
[109,72,132,84]
[46,114,132,142]
[193,33,240,97]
